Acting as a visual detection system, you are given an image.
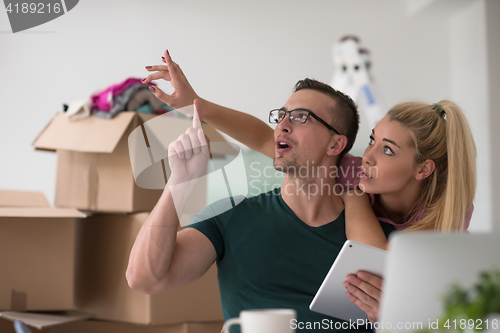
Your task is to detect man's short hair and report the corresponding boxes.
[293,78,359,159]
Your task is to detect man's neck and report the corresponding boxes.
[280,175,344,227]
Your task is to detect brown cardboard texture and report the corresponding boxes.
[0,190,50,208]
[0,207,86,311]
[0,310,92,330]
[32,112,230,213]
[0,316,50,333]
[74,213,223,325]
[50,320,224,333]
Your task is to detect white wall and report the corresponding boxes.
[485,0,500,232]
[450,0,491,232]
[0,0,495,231]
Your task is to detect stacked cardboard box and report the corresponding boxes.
[0,112,226,332]
[0,190,85,312]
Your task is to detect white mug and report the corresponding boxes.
[224,309,297,333]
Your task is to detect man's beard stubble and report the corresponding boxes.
[273,156,299,178]
[273,155,317,185]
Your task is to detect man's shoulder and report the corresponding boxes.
[245,187,282,206]
[213,187,283,215]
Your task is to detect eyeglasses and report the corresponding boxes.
[269,108,341,135]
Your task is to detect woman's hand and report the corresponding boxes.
[142,49,200,111]
[142,49,275,159]
[344,271,383,324]
[336,153,362,192]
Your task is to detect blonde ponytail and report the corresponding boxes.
[387,100,476,231]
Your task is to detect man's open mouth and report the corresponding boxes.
[277,141,290,149]
[276,138,292,152]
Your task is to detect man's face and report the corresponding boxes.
[273,89,339,178]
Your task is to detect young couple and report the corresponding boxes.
[128,49,476,328]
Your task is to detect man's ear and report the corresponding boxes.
[415,159,435,180]
[327,135,348,157]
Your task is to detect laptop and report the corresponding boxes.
[379,232,500,332]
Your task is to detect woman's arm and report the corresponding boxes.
[197,99,275,158]
[143,49,275,158]
[342,190,388,250]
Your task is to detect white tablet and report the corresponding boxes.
[309,240,387,322]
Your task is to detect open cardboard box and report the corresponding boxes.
[0,190,86,311]
[32,112,234,213]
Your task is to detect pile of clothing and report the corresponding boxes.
[64,77,188,120]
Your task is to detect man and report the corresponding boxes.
[126,50,393,332]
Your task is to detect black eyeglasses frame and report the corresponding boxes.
[268,108,341,135]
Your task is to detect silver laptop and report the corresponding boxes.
[379,232,500,332]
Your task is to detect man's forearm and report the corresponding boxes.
[126,184,188,293]
[199,99,275,158]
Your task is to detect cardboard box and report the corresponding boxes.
[0,191,86,311]
[32,112,231,213]
[50,320,225,333]
[0,190,49,208]
[74,213,223,325]
[0,310,90,332]
[0,314,223,333]
[0,315,50,333]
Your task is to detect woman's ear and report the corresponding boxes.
[327,135,348,157]
[415,159,435,180]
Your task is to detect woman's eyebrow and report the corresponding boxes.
[383,138,401,149]
[371,129,401,149]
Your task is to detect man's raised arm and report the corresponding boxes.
[126,100,216,294]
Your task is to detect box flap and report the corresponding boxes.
[0,311,92,330]
[137,113,157,122]
[32,112,138,153]
[0,190,50,208]
[0,208,86,218]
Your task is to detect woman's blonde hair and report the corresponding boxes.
[387,100,476,231]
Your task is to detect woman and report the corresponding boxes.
[143,49,476,323]
[340,100,476,323]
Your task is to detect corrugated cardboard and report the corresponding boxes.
[0,189,84,311]
[0,190,50,208]
[0,316,50,333]
[74,213,223,325]
[0,205,86,311]
[32,112,231,213]
[50,320,224,333]
[0,311,92,330]
[0,316,223,333]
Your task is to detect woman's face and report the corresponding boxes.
[359,115,420,196]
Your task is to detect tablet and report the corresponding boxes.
[309,240,387,322]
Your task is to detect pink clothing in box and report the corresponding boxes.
[91,78,156,112]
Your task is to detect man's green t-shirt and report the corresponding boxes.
[187,188,394,332]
